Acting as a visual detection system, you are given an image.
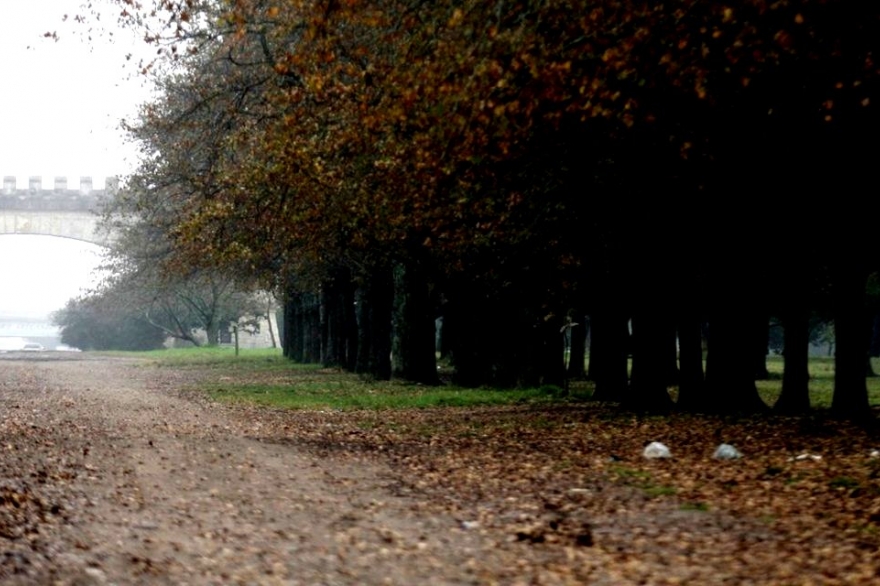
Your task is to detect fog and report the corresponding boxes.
[0,235,105,320]
[0,1,153,185]
[0,2,151,334]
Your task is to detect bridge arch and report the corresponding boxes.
[0,175,115,245]
[0,232,107,348]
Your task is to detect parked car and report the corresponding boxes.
[21,343,44,352]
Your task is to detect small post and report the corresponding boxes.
[233,325,239,357]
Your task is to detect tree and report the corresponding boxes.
[100,153,270,348]
[52,295,167,351]
[93,0,880,413]
[137,271,264,346]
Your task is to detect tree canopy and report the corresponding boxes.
[93,0,880,415]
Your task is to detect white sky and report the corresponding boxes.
[0,0,155,189]
[0,1,153,320]
[0,235,105,320]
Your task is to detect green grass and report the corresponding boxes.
[110,347,880,411]
[132,346,284,363]
[610,465,677,498]
[643,484,678,498]
[756,356,880,409]
[582,355,880,409]
[207,382,567,410]
[104,346,305,371]
[611,465,653,481]
[828,476,860,490]
[98,347,592,410]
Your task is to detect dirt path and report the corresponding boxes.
[7,355,879,585]
[0,355,578,586]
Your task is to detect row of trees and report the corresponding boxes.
[54,172,268,350]
[89,0,880,416]
[51,267,266,351]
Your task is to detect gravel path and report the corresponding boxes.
[0,355,540,586]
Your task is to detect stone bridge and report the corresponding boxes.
[0,176,116,245]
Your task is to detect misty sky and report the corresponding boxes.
[0,0,153,187]
[0,235,105,319]
[0,1,152,319]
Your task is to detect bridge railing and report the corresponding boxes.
[0,176,116,212]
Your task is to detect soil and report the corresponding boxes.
[1,354,879,585]
[0,354,514,585]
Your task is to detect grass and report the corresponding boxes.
[106,347,880,411]
[755,356,880,408]
[643,484,678,498]
[96,347,594,410]
[608,355,880,409]
[103,346,303,371]
[207,381,570,410]
[133,346,284,363]
[828,476,860,489]
[584,355,880,409]
[610,465,677,498]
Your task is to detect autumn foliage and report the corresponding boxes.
[100,0,880,413]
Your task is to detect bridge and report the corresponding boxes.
[0,176,116,244]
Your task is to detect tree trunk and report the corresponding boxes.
[281,303,290,358]
[283,290,304,362]
[775,309,811,413]
[444,283,490,387]
[589,307,629,402]
[205,320,220,347]
[566,312,587,381]
[503,308,540,388]
[628,311,675,411]
[302,292,321,363]
[753,313,771,380]
[865,313,878,377]
[371,268,394,380]
[392,260,440,385]
[704,309,768,414]
[355,285,372,375]
[437,314,450,361]
[266,298,277,349]
[538,313,566,388]
[343,276,359,372]
[321,271,351,368]
[319,286,335,367]
[355,267,393,380]
[676,314,705,410]
[831,266,871,418]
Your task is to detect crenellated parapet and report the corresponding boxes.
[0,175,117,212]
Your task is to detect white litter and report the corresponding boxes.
[643,442,672,459]
[713,443,743,460]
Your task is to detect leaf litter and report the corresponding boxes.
[1,355,879,584]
